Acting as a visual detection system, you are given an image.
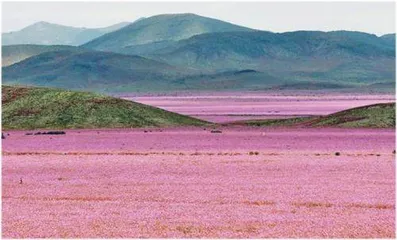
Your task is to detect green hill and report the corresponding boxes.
[233,103,395,128]
[2,49,193,92]
[82,13,254,51]
[310,103,395,128]
[2,85,207,130]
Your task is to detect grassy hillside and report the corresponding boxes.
[310,103,395,128]
[2,85,207,130]
[82,13,253,51]
[233,103,395,128]
[231,117,316,127]
[2,44,80,66]
[2,21,130,46]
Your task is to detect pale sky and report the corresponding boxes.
[2,1,396,36]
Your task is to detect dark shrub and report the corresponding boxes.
[45,131,66,135]
[211,130,222,133]
[33,131,65,135]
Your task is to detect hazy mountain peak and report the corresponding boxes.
[2,21,132,46]
[25,21,77,31]
[32,21,51,26]
[148,12,200,18]
[83,13,254,50]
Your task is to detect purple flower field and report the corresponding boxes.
[128,93,395,123]
[2,125,395,238]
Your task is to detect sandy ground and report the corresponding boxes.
[127,94,395,123]
[2,127,395,238]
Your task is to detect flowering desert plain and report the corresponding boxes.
[2,92,395,238]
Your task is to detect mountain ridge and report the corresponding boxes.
[2,49,196,92]
[2,44,81,66]
[2,21,131,46]
[82,13,255,51]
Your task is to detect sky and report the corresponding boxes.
[2,1,396,36]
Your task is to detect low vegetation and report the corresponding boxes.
[2,85,207,130]
[230,103,395,128]
[310,103,395,128]
[235,117,315,127]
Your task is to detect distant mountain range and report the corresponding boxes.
[143,30,395,85]
[2,21,130,46]
[2,13,395,93]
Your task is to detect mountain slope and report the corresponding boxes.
[2,21,130,46]
[82,13,254,51]
[2,85,207,130]
[150,30,394,66]
[2,44,80,66]
[235,103,395,128]
[2,49,192,92]
[381,33,395,45]
[3,49,297,91]
[144,30,395,85]
[309,103,395,128]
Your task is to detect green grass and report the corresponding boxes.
[311,103,395,128]
[231,117,315,127]
[2,85,208,130]
[229,103,395,128]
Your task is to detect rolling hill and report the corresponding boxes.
[146,30,395,83]
[83,27,395,90]
[2,21,130,46]
[233,103,395,128]
[2,44,80,66]
[2,85,207,130]
[310,103,395,128]
[2,49,193,92]
[2,48,292,92]
[82,13,254,52]
[2,46,393,93]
